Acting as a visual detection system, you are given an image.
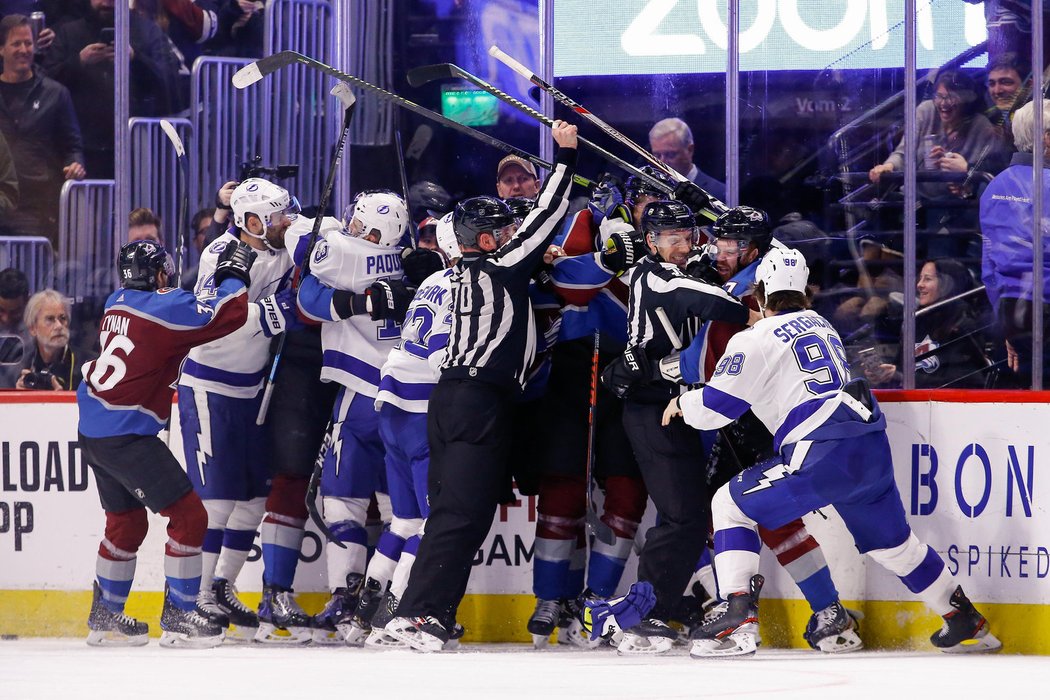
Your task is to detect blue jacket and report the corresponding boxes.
[979,152,1050,311]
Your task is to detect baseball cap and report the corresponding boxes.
[496,155,538,180]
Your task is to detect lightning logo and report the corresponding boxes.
[742,460,801,495]
[193,389,214,486]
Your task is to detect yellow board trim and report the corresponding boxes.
[1,591,1046,654]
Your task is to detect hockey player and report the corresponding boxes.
[293,190,416,644]
[525,180,650,648]
[673,206,862,652]
[177,178,301,642]
[78,238,256,648]
[666,247,1001,658]
[385,120,579,652]
[600,199,756,654]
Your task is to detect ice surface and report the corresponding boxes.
[1,639,1045,699]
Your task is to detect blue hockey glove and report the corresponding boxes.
[581,581,657,641]
[588,175,625,225]
[256,287,303,337]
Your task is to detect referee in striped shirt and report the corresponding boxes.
[389,121,579,648]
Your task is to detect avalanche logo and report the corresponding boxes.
[314,240,330,263]
[378,205,390,214]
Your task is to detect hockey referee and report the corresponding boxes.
[386,120,579,651]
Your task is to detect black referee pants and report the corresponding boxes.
[623,399,708,621]
[396,378,513,628]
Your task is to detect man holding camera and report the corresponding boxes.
[14,288,92,391]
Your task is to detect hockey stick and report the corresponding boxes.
[585,330,617,546]
[405,62,673,196]
[159,119,189,286]
[255,83,358,426]
[488,46,689,187]
[306,417,345,547]
[391,109,415,248]
[232,51,596,189]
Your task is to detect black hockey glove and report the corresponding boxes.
[214,241,257,287]
[368,278,416,322]
[600,345,650,399]
[599,230,645,277]
[401,247,445,286]
[673,180,713,218]
[685,246,722,285]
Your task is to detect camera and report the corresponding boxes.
[23,368,56,390]
[239,155,299,182]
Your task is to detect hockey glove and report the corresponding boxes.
[256,287,304,337]
[599,229,645,277]
[581,581,657,641]
[368,278,416,322]
[656,351,685,384]
[600,345,650,399]
[401,247,446,287]
[588,174,625,225]
[214,241,257,287]
[685,245,722,285]
[673,180,714,217]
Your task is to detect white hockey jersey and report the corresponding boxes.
[679,309,868,452]
[375,267,454,413]
[178,232,293,398]
[288,216,405,398]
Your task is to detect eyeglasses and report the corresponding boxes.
[933,92,959,105]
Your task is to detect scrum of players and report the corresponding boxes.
[75,119,1001,657]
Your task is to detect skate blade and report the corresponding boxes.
[159,630,225,649]
[563,620,601,650]
[384,622,444,653]
[311,627,346,646]
[85,630,149,647]
[940,631,1002,654]
[441,638,460,651]
[690,631,758,659]
[253,623,312,645]
[223,625,259,644]
[531,633,552,649]
[340,623,369,648]
[616,633,674,655]
[364,630,408,649]
[815,628,864,654]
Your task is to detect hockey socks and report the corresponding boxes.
[868,532,956,616]
[200,499,236,587]
[96,507,148,612]
[532,514,584,600]
[390,535,420,599]
[323,497,370,590]
[588,513,640,598]
[159,492,208,612]
[215,497,266,582]
[760,520,838,613]
[261,476,309,589]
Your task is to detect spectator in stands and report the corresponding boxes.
[0,13,85,244]
[865,259,992,389]
[0,266,31,387]
[0,129,16,217]
[648,117,726,203]
[985,52,1029,130]
[40,0,181,178]
[212,0,263,59]
[14,288,91,390]
[979,99,1050,386]
[495,155,539,199]
[127,207,163,245]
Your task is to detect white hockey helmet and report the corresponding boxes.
[230,178,301,237]
[756,247,809,295]
[434,211,461,262]
[343,190,410,247]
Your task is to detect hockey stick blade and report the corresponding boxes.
[159,119,185,157]
[330,81,356,108]
[257,51,595,188]
[231,62,264,89]
[231,52,298,88]
[406,62,673,195]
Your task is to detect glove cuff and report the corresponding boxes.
[333,290,369,319]
[256,295,286,337]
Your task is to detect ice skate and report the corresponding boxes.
[690,574,763,659]
[443,622,465,651]
[364,592,405,649]
[342,576,382,647]
[159,585,225,649]
[558,594,600,649]
[194,586,230,630]
[384,615,449,653]
[526,598,562,648]
[85,581,149,647]
[930,586,1002,654]
[616,619,677,655]
[255,584,312,645]
[211,578,259,643]
[804,602,863,653]
[311,583,358,645]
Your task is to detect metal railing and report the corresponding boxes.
[129,117,194,249]
[0,236,54,292]
[56,180,116,301]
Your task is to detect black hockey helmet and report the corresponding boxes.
[641,200,696,237]
[625,166,674,206]
[502,196,535,223]
[408,179,452,221]
[453,196,515,248]
[118,240,172,291]
[711,206,772,252]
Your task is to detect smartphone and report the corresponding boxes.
[99,27,115,45]
[857,347,880,373]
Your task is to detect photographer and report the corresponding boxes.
[15,288,93,391]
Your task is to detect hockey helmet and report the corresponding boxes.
[641,200,698,244]
[502,196,536,223]
[711,206,772,253]
[624,166,674,207]
[344,190,410,247]
[452,196,516,248]
[230,178,301,242]
[408,180,452,220]
[118,240,173,291]
[435,211,462,262]
[756,247,809,296]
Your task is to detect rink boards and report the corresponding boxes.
[0,391,1047,654]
